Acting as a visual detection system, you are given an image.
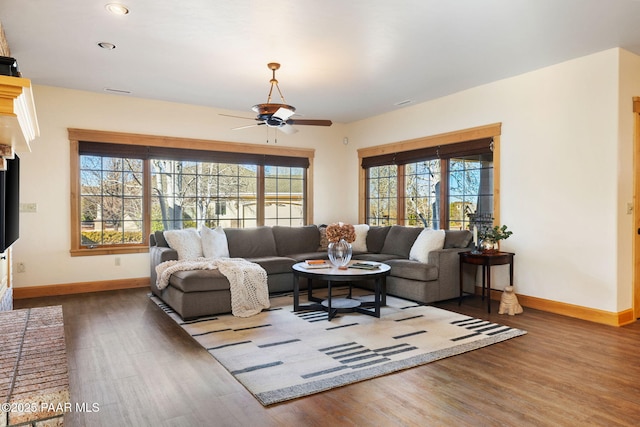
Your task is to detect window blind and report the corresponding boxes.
[79,141,310,168]
[361,137,493,168]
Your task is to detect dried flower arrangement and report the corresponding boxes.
[325,222,356,243]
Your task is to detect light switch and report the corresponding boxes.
[19,203,37,213]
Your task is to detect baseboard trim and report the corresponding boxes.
[485,288,635,327]
[13,278,149,299]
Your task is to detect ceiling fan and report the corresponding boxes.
[221,63,332,135]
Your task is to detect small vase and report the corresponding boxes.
[328,239,352,269]
[480,238,498,253]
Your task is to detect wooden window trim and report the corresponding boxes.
[397,164,406,224]
[69,129,315,256]
[440,159,450,228]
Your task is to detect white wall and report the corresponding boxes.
[13,48,640,314]
[617,49,640,308]
[347,48,637,312]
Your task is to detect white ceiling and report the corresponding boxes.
[2,0,640,124]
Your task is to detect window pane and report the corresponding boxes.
[80,154,144,246]
[151,159,261,230]
[264,165,305,225]
[366,165,398,225]
[448,154,493,231]
[124,172,143,196]
[404,160,441,228]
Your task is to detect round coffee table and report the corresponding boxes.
[292,261,391,320]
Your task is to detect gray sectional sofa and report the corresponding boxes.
[149,225,476,319]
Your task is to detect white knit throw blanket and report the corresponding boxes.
[155,257,270,317]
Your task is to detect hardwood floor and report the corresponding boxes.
[13,288,640,427]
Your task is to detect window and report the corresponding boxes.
[70,129,314,256]
[403,159,440,228]
[367,165,397,225]
[80,155,144,246]
[448,153,493,231]
[264,166,306,226]
[150,160,260,231]
[359,124,500,229]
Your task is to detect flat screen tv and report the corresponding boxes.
[0,155,19,252]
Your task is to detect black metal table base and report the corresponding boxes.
[293,276,386,320]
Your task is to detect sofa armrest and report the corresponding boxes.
[426,247,468,266]
[152,246,179,263]
[149,246,178,295]
[428,247,475,300]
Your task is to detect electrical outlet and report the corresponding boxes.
[17,262,25,273]
[627,202,634,215]
[115,257,121,266]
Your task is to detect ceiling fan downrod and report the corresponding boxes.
[266,62,287,105]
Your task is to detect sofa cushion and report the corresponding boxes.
[409,229,445,263]
[380,226,423,258]
[286,252,329,262]
[272,225,320,256]
[201,225,230,258]
[366,226,391,253]
[246,256,296,275]
[444,230,473,248]
[352,253,403,263]
[386,259,439,282]
[351,224,369,252]
[169,269,230,293]
[164,228,202,260]
[224,227,277,258]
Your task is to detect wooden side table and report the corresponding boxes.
[458,251,515,313]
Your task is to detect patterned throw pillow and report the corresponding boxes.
[318,225,329,250]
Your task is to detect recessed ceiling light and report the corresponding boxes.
[97,42,116,50]
[105,3,129,15]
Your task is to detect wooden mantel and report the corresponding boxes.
[0,74,39,168]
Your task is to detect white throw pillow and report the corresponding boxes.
[163,228,203,260]
[351,224,370,252]
[409,229,446,264]
[201,225,230,259]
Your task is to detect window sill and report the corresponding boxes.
[70,246,149,257]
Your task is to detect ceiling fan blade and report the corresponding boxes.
[278,124,298,135]
[273,107,295,121]
[232,123,265,130]
[219,113,256,121]
[287,119,333,127]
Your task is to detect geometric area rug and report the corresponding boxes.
[150,290,527,406]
